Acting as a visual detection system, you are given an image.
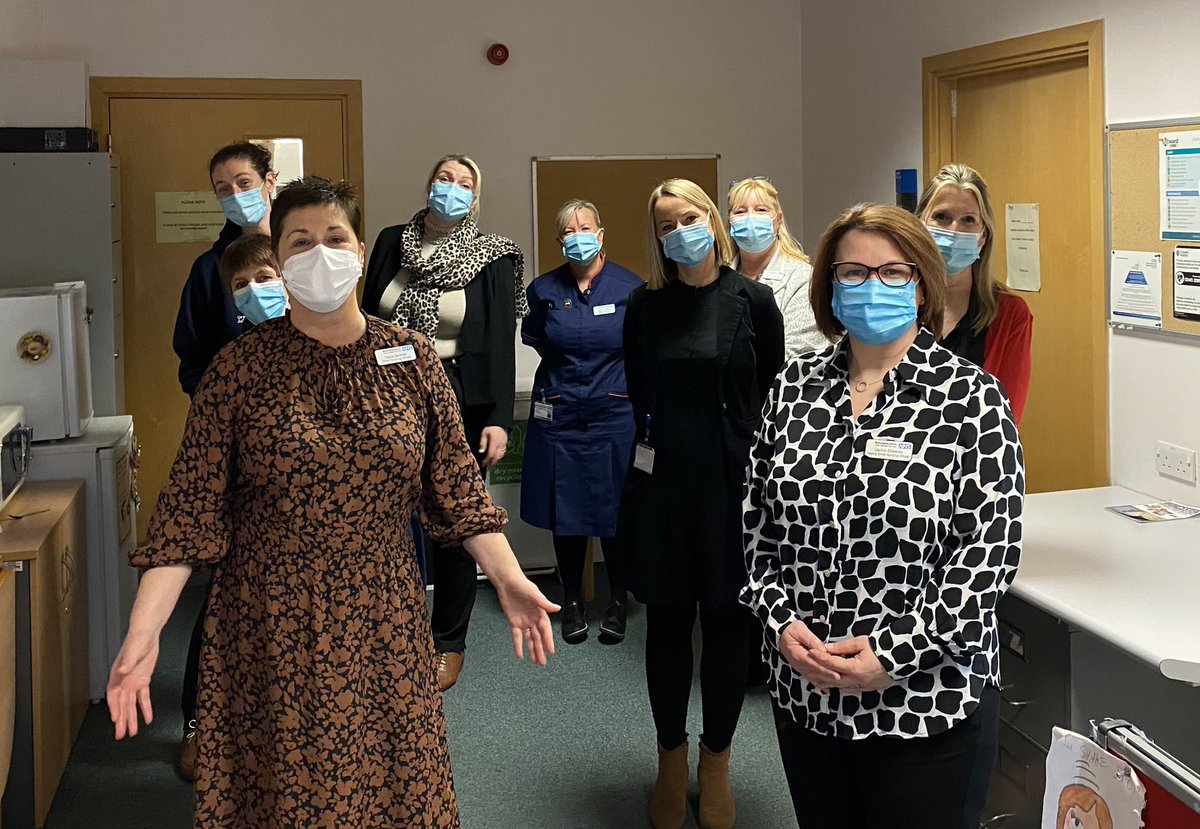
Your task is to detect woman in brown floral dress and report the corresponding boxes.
[106,177,559,828]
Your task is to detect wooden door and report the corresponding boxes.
[924,22,1106,493]
[91,79,363,537]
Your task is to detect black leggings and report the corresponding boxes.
[428,358,489,653]
[772,684,1001,829]
[644,600,748,753]
[553,535,625,604]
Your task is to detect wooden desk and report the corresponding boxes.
[0,481,88,829]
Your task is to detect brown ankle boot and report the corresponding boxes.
[649,742,689,829]
[697,742,735,829]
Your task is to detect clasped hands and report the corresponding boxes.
[779,619,894,693]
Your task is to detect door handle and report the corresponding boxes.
[980,813,1016,828]
[999,684,1033,708]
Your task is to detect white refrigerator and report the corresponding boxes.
[26,415,137,700]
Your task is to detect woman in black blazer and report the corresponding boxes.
[620,178,784,829]
[361,154,526,693]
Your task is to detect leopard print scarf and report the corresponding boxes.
[390,208,528,339]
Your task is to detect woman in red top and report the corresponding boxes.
[917,164,1033,424]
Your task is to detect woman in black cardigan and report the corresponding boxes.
[361,154,527,692]
[620,178,783,829]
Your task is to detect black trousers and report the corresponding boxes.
[645,600,748,752]
[181,585,208,723]
[553,534,625,604]
[772,684,1001,829]
[429,357,490,653]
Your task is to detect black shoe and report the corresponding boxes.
[598,597,627,644]
[560,600,588,644]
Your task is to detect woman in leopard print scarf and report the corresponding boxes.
[361,154,526,692]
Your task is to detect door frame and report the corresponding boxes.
[922,20,1108,484]
[89,76,364,201]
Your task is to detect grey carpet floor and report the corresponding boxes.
[43,574,797,828]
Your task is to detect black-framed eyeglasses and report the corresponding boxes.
[831,261,920,286]
[727,175,773,190]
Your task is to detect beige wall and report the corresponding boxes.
[801,0,1200,500]
[1,0,802,384]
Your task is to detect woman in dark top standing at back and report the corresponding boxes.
[916,164,1033,424]
[361,154,526,692]
[173,142,276,397]
[620,178,783,829]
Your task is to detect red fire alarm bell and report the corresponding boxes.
[487,43,509,65]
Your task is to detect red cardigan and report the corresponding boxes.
[982,291,1033,425]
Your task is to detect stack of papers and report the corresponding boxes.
[1106,500,1200,523]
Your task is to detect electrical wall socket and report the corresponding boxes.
[1155,441,1197,482]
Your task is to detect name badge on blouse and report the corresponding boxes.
[533,402,553,421]
[374,345,416,366]
[593,303,616,316]
[633,443,655,474]
[865,438,914,462]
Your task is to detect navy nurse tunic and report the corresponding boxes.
[520,259,643,537]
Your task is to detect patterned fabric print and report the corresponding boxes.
[391,208,529,340]
[740,328,1023,740]
[133,316,506,828]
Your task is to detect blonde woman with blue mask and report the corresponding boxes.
[727,177,830,359]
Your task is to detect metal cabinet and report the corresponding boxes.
[981,593,1072,828]
[0,153,124,417]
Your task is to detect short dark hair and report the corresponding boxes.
[218,234,279,291]
[268,177,363,255]
[810,203,947,340]
[208,141,272,183]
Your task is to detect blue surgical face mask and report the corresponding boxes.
[219,186,269,227]
[926,225,982,275]
[661,220,715,268]
[730,215,776,254]
[832,279,917,346]
[428,182,474,222]
[562,232,601,265]
[233,280,287,325]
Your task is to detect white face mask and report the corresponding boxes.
[282,245,362,313]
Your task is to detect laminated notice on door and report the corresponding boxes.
[1042,727,1145,829]
[155,191,226,244]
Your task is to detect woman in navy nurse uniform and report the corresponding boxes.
[521,199,642,645]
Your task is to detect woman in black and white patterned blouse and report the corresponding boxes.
[740,203,1024,829]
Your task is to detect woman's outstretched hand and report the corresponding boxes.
[107,630,160,739]
[495,573,560,667]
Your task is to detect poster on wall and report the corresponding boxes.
[1109,249,1163,329]
[1173,246,1200,321]
[1159,130,1200,242]
[1005,203,1041,291]
[155,191,225,244]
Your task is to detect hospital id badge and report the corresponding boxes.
[375,344,416,365]
[633,443,655,474]
[865,437,913,462]
[533,402,553,421]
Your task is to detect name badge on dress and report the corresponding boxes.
[633,443,655,474]
[374,345,416,366]
[533,402,554,421]
[865,438,914,462]
[593,303,617,316]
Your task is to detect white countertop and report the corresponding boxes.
[1015,486,1200,684]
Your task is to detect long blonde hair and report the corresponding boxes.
[916,163,1002,333]
[727,178,809,263]
[645,178,733,290]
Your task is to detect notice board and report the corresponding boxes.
[531,156,720,281]
[1109,120,1200,337]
